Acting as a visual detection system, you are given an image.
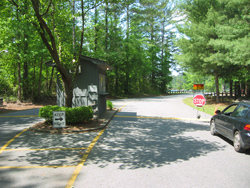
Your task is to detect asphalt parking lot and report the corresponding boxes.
[0,124,100,187]
[1,95,250,188]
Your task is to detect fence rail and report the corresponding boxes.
[167,90,191,94]
[205,92,246,97]
[167,91,246,98]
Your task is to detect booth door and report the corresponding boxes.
[99,74,106,93]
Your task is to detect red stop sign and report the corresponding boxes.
[193,94,206,107]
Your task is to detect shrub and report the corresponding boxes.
[107,100,113,110]
[39,105,61,122]
[39,105,93,124]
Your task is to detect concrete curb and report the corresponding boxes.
[29,109,118,134]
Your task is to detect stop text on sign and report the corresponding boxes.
[193,94,206,107]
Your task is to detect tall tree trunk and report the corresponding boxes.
[125,3,130,94]
[105,2,108,54]
[31,61,36,101]
[16,7,22,102]
[230,80,233,97]
[78,0,85,59]
[160,17,166,93]
[72,0,75,52]
[234,81,239,100]
[38,57,43,100]
[151,35,156,89]
[115,66,119,95]
[245,80,249,97]
[23,0,29,100]
[18,61,22,102]
[215,70,220,103]
[23,36,28,100]
[94,0,98,53]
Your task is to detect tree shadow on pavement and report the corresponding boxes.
[86,116,226,170]
[0,117,43,147]
[0,130,99,167]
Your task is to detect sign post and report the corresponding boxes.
[193,94,206,107]
[53,111,66,128]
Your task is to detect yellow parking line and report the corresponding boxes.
[114,115,210,121]
[0,165,76,169]
[0,128,27,155]
[0,115,38,118]
[118,101,134,112]
[4,147,87,151]
[65,129,106,188]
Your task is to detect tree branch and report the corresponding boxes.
[8,0,24,14]
[40,0,53,17]
[84,1,102,16]
[31,0,57,55]
[78,0,103,59]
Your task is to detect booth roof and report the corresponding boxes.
[80,55,113,71]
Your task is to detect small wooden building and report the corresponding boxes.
[57,55,112,117]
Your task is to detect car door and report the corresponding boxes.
[226,104,250,140]
[215,104,238,137]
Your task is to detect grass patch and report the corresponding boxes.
[183,97,230,116]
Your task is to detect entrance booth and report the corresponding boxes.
[57,56,112,117]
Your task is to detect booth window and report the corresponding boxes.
[99,74,106,93]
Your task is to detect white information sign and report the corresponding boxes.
[53,111,66,128]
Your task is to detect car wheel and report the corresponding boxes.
[210,120,217,135]
[233,131,245,152]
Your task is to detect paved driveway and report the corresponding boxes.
[1,94,249,188]
[74,95,250,188]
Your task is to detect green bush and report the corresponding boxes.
[39,105,93,124]
[39,105,61,122]
[107,100,113,110]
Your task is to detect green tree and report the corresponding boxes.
[1,0,176,102]
[176,0,250,101]
[176,0,227,102]
[7,0,106,106]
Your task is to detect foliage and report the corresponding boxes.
[171,74,186,90]
[107,100,113,110]
[0,0,177,103]
[39,105,93,124]
[175,0,250,101]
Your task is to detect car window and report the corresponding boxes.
[222,104,238,115]
[232,105,250,117]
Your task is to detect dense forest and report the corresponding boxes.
[0,0,250,105]
[0,0,176,105]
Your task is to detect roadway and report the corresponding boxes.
[0,94,249,188]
